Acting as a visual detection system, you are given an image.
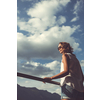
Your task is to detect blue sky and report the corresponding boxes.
[17,0,84,94]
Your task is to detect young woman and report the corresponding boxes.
[43,42,84,100]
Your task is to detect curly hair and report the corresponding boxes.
[59,42,74,54]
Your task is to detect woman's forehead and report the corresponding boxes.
[58,43,62,47]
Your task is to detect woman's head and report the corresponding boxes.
[58,42,74,54]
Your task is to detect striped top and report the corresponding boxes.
[60,53,84,92]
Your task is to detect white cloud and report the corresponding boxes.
[57,16,66,25]
[70,16,79,22]
[72,42,82,51]
[17,60,60,77]
[80,60,84,74]
[27,0,70,18]
[18,78,60,94]
[17,0,70,34]
[53,88,61,95]
[25,81,29,83]
[17,0,82,60]
[17,59,61,94]
[18,16,57,34]
[17,25,81,60]
[17,59,84,95]
[80,60,84,67]
[17,15,67,34]
[71,0,83,22]
[73,0,84,15]
[45,60,60,70]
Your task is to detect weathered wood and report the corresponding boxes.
[17,72,60,86]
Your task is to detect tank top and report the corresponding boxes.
[60,53,84,92]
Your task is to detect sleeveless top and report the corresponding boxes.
[60,53,84,92]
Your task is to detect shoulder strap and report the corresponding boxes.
[65,53,71,59]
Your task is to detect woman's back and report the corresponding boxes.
[60,53,84,92]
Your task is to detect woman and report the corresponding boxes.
[43,42,84,100]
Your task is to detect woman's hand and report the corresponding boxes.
[43,77,52,83]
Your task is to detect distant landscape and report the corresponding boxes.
[17,84,60,100]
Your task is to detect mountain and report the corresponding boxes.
[17,84,60,100]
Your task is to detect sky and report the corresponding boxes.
[1,0,100,100]
[17,0,84,95]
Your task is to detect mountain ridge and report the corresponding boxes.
[17,84,60,100]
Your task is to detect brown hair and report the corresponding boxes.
[59,42,74,54]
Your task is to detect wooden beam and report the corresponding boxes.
[17,72,60,86]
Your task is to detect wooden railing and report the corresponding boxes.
[17,72,60,86]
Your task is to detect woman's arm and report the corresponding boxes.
[51,54,69,79]
[43,54,69,81]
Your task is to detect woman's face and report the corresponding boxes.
[58,44,64,54]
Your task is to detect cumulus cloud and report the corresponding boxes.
[17,25,81,60]
[17,0,70,34]
[17,0,82,60]
[17,60,61,77]
[45,60,60,70]
[18,16,57,34]
[27,0,70,18]
[57,16,66,25]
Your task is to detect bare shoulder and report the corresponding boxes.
[62,53,69,58]
[62,54,68,62]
